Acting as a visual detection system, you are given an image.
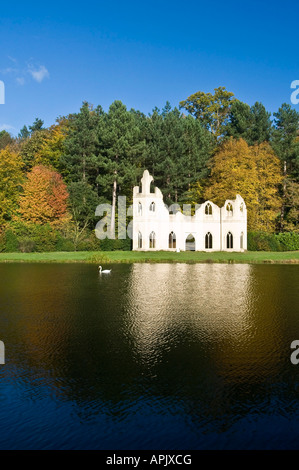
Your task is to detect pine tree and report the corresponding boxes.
[62,102,102,186]
[272,103,299,229]
[225,101,272,145]
[97,100,145,237]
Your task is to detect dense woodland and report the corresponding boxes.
[0,86,299,252]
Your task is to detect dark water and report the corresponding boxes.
[0,262,299,450]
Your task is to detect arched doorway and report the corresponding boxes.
[185,234,195,251]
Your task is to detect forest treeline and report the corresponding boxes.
[0,86,299,252]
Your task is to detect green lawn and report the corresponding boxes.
[0,250,298,264]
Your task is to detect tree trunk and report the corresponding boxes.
[82,154,86,205]
[96,168,99,195]
[83,154,86,182]
[280,160,287,231]
[110,174,117,239]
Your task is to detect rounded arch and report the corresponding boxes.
[185,234,195,251]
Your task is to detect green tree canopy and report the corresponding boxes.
[97,100,146,235]
[61,102,103,186]
[0,130,13,150]
[225,101,272,145]
[180,87,235,138]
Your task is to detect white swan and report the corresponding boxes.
[99,265,111,274]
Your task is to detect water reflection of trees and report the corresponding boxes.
[1,263,299,447]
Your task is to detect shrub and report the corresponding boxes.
[276,232,299,251]
[247,232,282,251]
[4,230,19,252]
[99,238,132,251]
[18,238,36,253]
[3,223,57,252]
[55,235,75,252]
[248,231,299,251]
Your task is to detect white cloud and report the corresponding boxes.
[0,60,50,86]
[16,77,25,85]
[0,124,15,131]
[28,65,49,83]
[8,56,17,64]
[0,67,18,75]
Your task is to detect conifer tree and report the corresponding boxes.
[272,103,299,228]
[97,100,145,237]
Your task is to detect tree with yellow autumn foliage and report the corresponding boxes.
[34,123,67,173]
[0,148,23,226]
[204,138,283,231]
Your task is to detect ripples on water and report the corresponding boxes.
[0,263,299,449]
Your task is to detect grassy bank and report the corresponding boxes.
[0,250,298,264]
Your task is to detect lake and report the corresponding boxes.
[0,262,298,450]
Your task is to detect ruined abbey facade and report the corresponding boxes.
[132,170,247,252]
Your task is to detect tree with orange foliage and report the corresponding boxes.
[18,165,69,226]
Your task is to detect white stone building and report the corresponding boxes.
[132,170,247,252]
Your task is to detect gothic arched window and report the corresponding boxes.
[240,232,244,250]
[205,232,213,249]
[149,231,156,248]
[226,203,233,216]
[169,232,176,249]
[138,231,142,249]
[138,202,142,215]
[227,232,233,249]
[205,203,212,215]
[149,202,155,212]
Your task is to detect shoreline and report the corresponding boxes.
[0,250,298,264]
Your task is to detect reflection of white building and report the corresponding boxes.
[132,170,247,252]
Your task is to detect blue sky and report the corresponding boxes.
[0,0,298,135]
